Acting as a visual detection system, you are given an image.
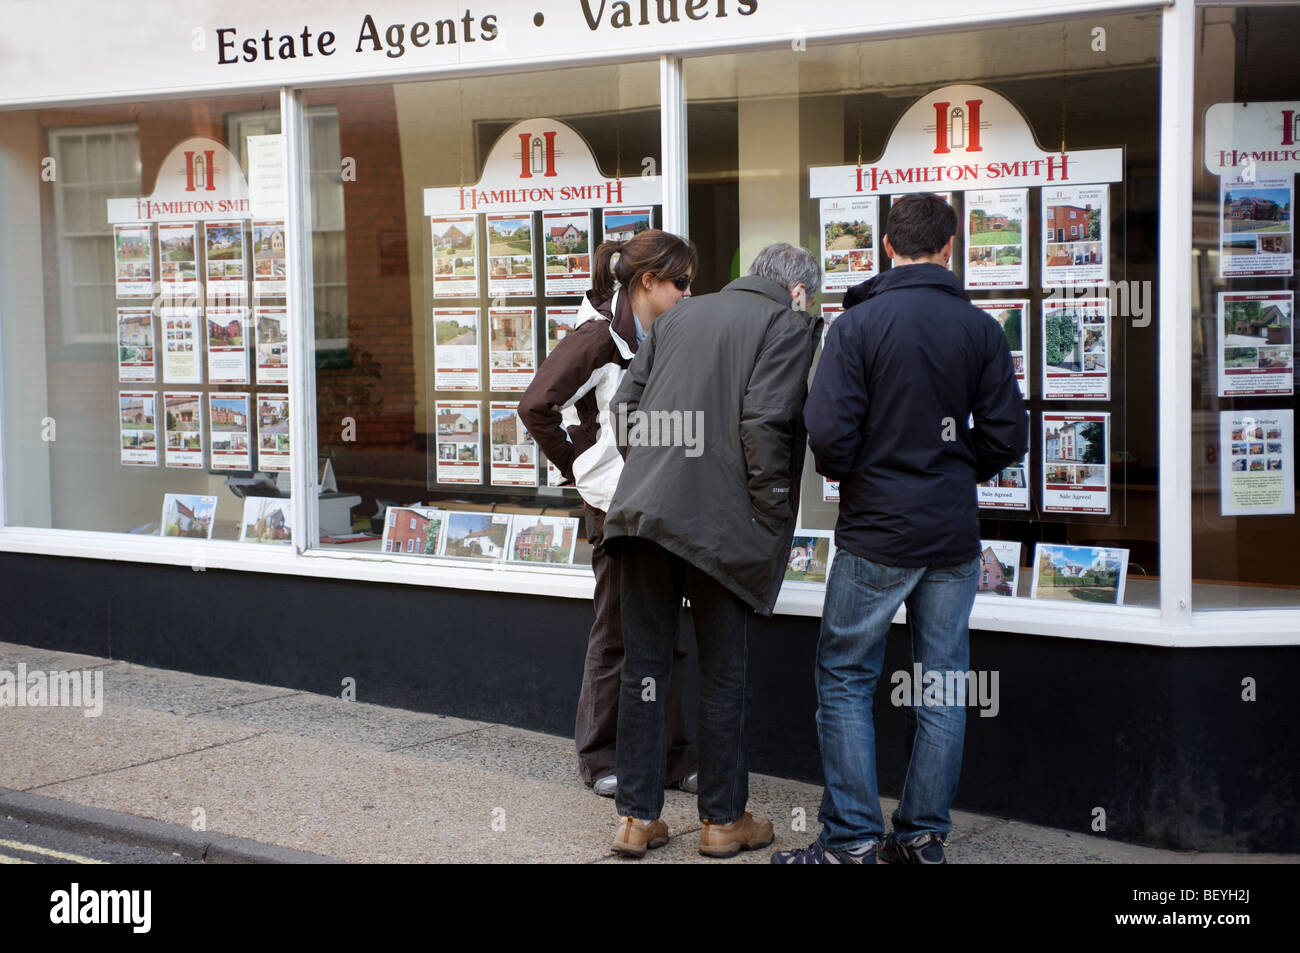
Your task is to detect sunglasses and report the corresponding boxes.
[670,276,692,291]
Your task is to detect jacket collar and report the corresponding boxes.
[578,287,636,359]
[723,274,795,307]
[842,262,965,309]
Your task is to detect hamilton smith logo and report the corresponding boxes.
[182,149,218,192]
[927,100,987,155]
[516,131,560,179]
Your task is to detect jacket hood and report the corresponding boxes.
[578,287,637,359]
[841,262,966,309]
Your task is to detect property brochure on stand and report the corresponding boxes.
[252,221,287,297]
[204,221,246,299]
[119,391,158,467]
[117,308,156,383]
[486,214,535,298]
[432,216,479,299]
[1220,171,1294,279]
[489,401,538,487]
[507,515,579,564]
[977,454,1031,511]
[1042,412,1110,514]
[157,222,199,296]
[978,300,1030,396]
[381,506,446,556]
[977,540,1022,597]
[161,306,202,384]
[433,400,482,484]
[819,196,878,293]
[160,493,217,540]
[432,308,481,391]
[964,190,1027,289]
[254,307,289,385]
[1041,185,1109,287]
[256,393,290,472]
[209,392,251,471]
[786,532,834,585]
[206,306,249,385]
[163,392,203,469]
[1220,409,1295,516]
[113,224,153,298]
[440,511,510,561]
[489,307,536,391]
[542,210,593,297]
[239,496,292,545]
[1217,291,1293,397]
[1041,297,1110,400]
[1030,543,1129,605]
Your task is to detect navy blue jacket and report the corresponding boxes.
[804,263,1028,568]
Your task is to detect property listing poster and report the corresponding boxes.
[822,480,840,503]
[820,196,878,293]
[1042,412,1110,514]
[889,192,953,272]
[117,308,156,383]
[489,307,536,391]
[977,540,1022,597]
[1041,297,1110,400]
[978,453,1031,511]
[1220,171,1293,279]
[1217,291,1293,397]
[602,207,653,244]
[157,222,199,296]
[485,213,535,298]
[431,216,479,299]
[434,399,482,484]
[160,306,202,384]
[439,511,510,561]
[209,392,251,471]
[820,303,843,348]
[163,392,204,469]
[380,505,445,556]
[964,190,1027,289]
[489,401,538,487]
[542,210,594,297]
[978,300,1030,396]
[204,221,246,298]
[546,460,566,487]
[507,515,579,565]
[160,493,218,540]
[118,390,158,467]
[1219,409,1295,516]
[251,221,287,296]
[206,306,249,385]
[254,307,289,386]
[432,308,481,391]
[1041,185,1109,286]
[256,393,290,472]
[240,496,292,545]
[545,306,581,356]
[113,224,153,298]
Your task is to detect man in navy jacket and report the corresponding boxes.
[773,193,1028,865]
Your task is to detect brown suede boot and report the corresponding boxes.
[699,812,774,858]
[611,816,670,857]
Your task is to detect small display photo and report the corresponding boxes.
[432,308,481,391]
[1041,185,1109,286]
[964,189,1027,289]
[205,221,246,299]
[489,401,537,487]
[252,221,287,297]
[542,210,593,296]
[113,224,154,298]
[432,216,479,298]
[157,222,198,294]
[486,214,535,297]
[381,506,446,556]
[1217,291,1293,397]
[117,308,156,383]
[255,307,289,385]
[507,515,579,565]
[978,299,1030,397]
[163,392,203,469]
[488,307,537,391]
[433,400,482,484]
[545,306,581,356]
[1031,543,1129,606]
[239,496,292,545]
[786,532,834,585]
[119,390,158,466]
[440,511,510,561]
[1041,298,1110,400]
[1220,172,1293,279]
[820,196,878,292]
[977,540,1022,597]
[160,493,218,540]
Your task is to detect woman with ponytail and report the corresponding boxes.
[518,228,699,798]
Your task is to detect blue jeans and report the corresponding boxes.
[815,550,979,850]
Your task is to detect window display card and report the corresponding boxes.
[1041,297,1110,400]
[1220,171,1293,278]
[160,306,202,384]
[163,392,203,469]
[489,401,538,487]
[239,496,292,545]
[977,540,1022,597]
[117,308,156,383]
[1220,410,1294,517]
[603,206,653,241]
[381,505,446,556]
[1042,412,1110,514]
[507,515,579,564]
[820,196,878,293]
[432,215,480,299]
[434,400,482,484]
[119,390,158,467]
[1030,543,1128,605]
[1041,185,1109,287]
[964,189,1027,289]
[486,214,535,298]
[489,307,536,391]
[978,453,1031,511]
[252,221,287,296]
[206,306,249,385]
[157,222,199,296]
[1217,291,1293,397]
[786,531,834,585]
[978,299,1030,397]
[546,306,581,356]
[542,210,594,297]
[822,479,840,503]
[208,392,251,471]
[819,304,843,348]
[160,493,218,540]
[256,393,290,472]
[113,224,153,298]
[254,307,289,385]
[205,221,246,299]
[432,308,481,390]
[439,511,510,561]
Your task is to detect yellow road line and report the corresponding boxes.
[0,838,106,864]
[0,852,35,864]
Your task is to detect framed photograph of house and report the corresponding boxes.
[977,453,1030,511]
[977,540,1022,597]
[160,493,218,540]
[545,306,580,356]
[964,189,1026,289]
[1220,171,1293,279]
[786,532,834,585]
[1042,412,1110,514]
[380,505,446,556]
[819,195,878,292]
[506,515,579,565]
[208,392,251,471]
[252,221,287,297]
[1041,297,1110,400]
[254,306,289,386]
[541,210,593,297]
[157,222,199,296]
[239,496,292,545]
[204,221,246,299]
[432,308,481,390]
[978,299,1030,397]
[439,511,509,562]
[256,393,290,472]
[163,391,203,469]
[113,223,154,299]
[1217,291,1293,397]
[431,215,479,299]
[1219,410,1294,517]
[1030,543,1129,605]
[117,307,156,383]
[488,306,536,391]
[206,305,249,385]
[486,213,535,298]
[1041,184,1108,287]
[489,401,537,487]
[160,305,201,384]
[433,399,482,484]
[119,390,158,467]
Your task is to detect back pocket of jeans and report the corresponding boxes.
[851,555,910,592]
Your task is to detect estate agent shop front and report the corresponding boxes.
[0,1,1296,851]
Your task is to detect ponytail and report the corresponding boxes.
[590,228,698,304]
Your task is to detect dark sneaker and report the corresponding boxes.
[770,839,879,864]
[877,831,947,864]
